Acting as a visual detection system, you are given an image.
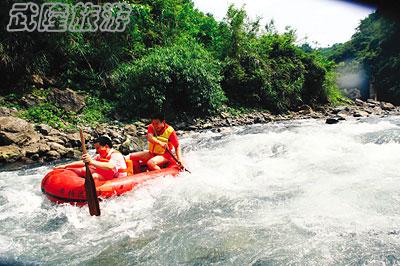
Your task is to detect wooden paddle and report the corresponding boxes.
[79,129,101,216]
[165,148,191,174]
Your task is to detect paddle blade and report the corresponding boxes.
[84,165,101,216]
[79,128,101,216]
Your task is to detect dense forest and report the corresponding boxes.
[2,0,398,128]
[320,7,400,105]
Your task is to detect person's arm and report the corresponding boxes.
[175,144,182,162]
[147,133,167,148]
[82,154,116,170]
[54,161,84,169]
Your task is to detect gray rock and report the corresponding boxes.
[367,99,380,106]
[381,102,395,111]
[353,110,369,117]
[0,145,22,162]
[326,117,340,124]
[0,116,40,146]
[355,98,365,106]
[47,88,86,113]
[36,124,53,135]
[46,150,61,160]
[123,124,137,136]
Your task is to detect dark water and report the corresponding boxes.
[1,116,400,265]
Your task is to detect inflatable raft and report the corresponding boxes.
[41,163,181,206]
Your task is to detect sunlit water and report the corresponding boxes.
[1,116,400,265]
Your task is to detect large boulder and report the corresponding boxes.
[47,88,86,113]
[380,102,395,111]
[0,116,40,146]
[0,145,22,162]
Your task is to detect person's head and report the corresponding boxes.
[151,113,165,131]
[94,136,113,157]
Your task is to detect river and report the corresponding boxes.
[1,116,400,265]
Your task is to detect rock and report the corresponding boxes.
[23,144,40,155]
[46,150,61,160]
[31,74,44,86]
[254,116,264,123]
[220,112,230,119]
[0,145,22,162]
[65,133,81,147]
[119,137,141,155]
[123,124,137,136]
[36,124,53,135]
[44,135,65,145]
[48,142,66,152]
[297,104,313,115]
[353,110,369,118]
[20,94,41,108]
[47,88,86,113]
[0,107,17,116]
[355,98,365,106]
[0,116,32,133]
[22,142,50,156]
[367,99,380,106]
[174,122,187,130]
[380,102,395,111]
[326,117,341,124]
[332,106,350,114]
[0,116,40,146]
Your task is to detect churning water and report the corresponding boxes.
[1,116,400,265]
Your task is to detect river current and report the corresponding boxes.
[1,116,400,265]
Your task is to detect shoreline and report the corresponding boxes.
[1,98,400,170]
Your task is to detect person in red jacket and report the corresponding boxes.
[55,136,128,180]
[129,114,184,173]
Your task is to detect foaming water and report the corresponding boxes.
[1,117,400,265]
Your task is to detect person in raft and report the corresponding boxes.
[129,114,184,173]
[55,136,128,180]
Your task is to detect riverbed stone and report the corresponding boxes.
[47,88,86,113]
[381,102,395,111]
[0,145,22,162]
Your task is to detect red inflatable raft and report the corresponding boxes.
[41,163,181,206]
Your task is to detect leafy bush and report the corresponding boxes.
[79,96,114,126]
[111,41,226,118]
[20,103,74,128]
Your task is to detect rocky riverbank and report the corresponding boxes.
[1,98,400,168]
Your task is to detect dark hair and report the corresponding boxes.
[95,136,113,148]
[151,113,165,122]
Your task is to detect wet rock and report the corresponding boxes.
[0,107,17,116]
[47,88,86,113]
[119,137,142,155]
[353,110,369,118]
[123,124,137,136]
[0,145,22,162]
[20,94,42,108]
[367,99,380,106]
[36,124,52,135]
[65,133,81,147]
[44,135,65,145]
[0,116,40,146]
[355,98,365,106]
[31,74,44,86]
[0,116,31,133]
[380,102,395,111]
[326,117,341,124]
[297,104,313,115]
[46,150,61,160]
[220,112,230,119]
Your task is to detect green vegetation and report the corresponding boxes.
[319,10,400,104]
[0,0,345,127]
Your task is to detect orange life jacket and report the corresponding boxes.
[96,149,133,176]
[148,124,175,155]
